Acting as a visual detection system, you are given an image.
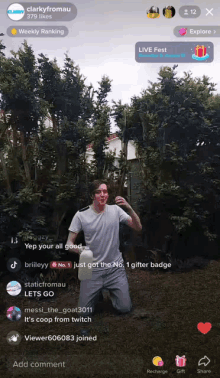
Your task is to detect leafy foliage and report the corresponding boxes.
[0,43,220,275]
[119,66,220,259]
[90,76,112,179]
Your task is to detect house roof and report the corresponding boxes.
[87,133,119,151]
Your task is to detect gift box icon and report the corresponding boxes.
[195,45,206,57]
[175,355,187,367]
[192,45,209,61]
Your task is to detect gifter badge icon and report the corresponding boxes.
[175,355,187,367]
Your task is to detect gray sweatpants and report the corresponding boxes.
[78,265,132,317]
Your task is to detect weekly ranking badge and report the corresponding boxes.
[192,45,209,61]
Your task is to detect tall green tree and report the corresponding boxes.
[124,66,220,258]
[91,75,112,179]
[111,101,134,195]
[0,41,43,185]
[38,53,94,234]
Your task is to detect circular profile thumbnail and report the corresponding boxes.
[7,257,22,273]
[7,306,21,321]
[6,281,22,296]
[7,3,25,21]
[163,6,176,18]
[6,331,22,345]
[147,6,160,19]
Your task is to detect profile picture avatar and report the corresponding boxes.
[7,306,21,321]
[6,281,22,296]
[7,3,25,21]
[147,6,160,19]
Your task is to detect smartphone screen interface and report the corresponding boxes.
[1,1,219,377]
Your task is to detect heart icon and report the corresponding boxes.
[197,322,212,334]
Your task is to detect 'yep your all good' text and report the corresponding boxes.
[24,243,82,250]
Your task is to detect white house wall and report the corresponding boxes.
[86,137,136,164]
[37,115,137,163]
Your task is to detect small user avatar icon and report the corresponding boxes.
[192,45,210,61]
[7,306,21,321]
[175,355,187,367]
[179,28,187,36]
[163,6,176,18]
[6,331,22,345]
[147,6,160,19]
[7,3,25,21]
[152,356,164,366]
[7,257,22,273]
[6,281,22,296]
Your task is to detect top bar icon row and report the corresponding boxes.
[146,6,214,19]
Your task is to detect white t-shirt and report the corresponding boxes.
[68,204,130,269]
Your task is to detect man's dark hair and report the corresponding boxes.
[89,180,109,200]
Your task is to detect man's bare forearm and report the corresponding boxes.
[66,243,81,254]
[128,207,142,232]
[66,233,82,254]
[115,196,142,232]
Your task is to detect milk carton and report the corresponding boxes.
[78,246,93,280]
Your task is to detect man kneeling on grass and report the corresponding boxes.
[66,180,142,330]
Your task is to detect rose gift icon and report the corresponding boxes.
[179,28,187,36]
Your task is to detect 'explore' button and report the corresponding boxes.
[174,26,220,37]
